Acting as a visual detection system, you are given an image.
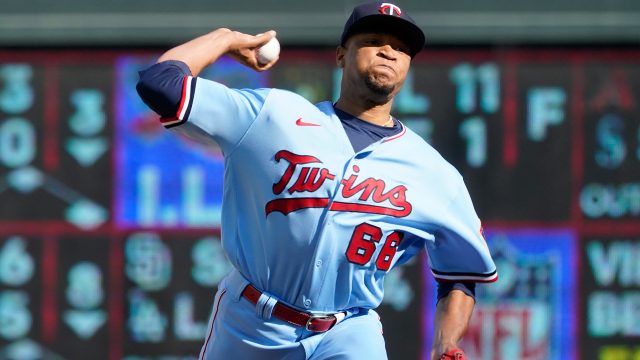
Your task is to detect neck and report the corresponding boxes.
[334,93,393,127]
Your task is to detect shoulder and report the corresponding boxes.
[255,88,334,116]
[193,84,326,115]
[264,88,321,108]
[259,88,306,102]
[194,78,274,101]
[403,126,463,180]
[392,125,465,198]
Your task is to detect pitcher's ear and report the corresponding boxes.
[336,46,346,68]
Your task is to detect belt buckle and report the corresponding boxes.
[305,315,336,332]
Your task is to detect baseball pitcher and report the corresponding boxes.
[136,2,497,359]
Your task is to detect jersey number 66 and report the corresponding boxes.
[345,223,403,271]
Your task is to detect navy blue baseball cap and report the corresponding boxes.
[340,1,425,58]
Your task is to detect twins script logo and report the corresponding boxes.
[265,150,412,217]
[379,3,401,16]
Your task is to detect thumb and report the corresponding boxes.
[252,31,276,47]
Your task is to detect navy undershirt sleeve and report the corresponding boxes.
[136,60,192,119]
[436,281,476,304]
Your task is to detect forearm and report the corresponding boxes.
[157,28,233,77]
[431,289,474,360]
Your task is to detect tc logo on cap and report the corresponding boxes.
[379,3,401,16]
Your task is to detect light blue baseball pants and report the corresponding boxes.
[198,269,388,360]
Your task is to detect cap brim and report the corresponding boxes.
[340,14,425,58]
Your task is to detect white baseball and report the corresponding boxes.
[256,37,280,65]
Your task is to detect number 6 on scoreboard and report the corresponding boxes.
[345,223,403,271]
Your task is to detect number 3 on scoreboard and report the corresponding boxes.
[345,223,403,271]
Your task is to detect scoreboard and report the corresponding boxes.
[0,49,639,360]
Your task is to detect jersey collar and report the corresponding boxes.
[382,121,406,142]
[330,102,407,143]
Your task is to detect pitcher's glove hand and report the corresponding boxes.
[440,349,468,360]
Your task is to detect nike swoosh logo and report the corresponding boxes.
[296,118,320,127]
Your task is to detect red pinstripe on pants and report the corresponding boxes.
[199,289,227,360]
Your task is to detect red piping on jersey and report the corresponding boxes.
[160,75,190,124]
[200,289,226,360]
[382,122,406,142]
[296,118,321,126]
[329,201,411,217]
[265,197,331,216]
[265,198,412,217]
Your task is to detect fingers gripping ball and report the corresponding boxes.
[256,37,280,65]
[440,349,468,360]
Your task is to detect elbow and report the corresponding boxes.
[135,73,175,118]
[136,73,156,107]
[135,63,189,118]
[135,84,160,116]
[136,75,153,106]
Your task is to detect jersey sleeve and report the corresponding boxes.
[425,182,498,283]
[137,61,270,155]
[136,60,193,118]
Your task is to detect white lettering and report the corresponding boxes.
[174,292,206,340]
[595,114,626,169]
[459,116,487,167]
[137,165,160,226]
[581,183,640,218]
[526,88,566,141]
[68,89,106,136]
[125,233,172,291]
[587,241,640,287]
[450,63,502,114]
[0,64,33,114]
[392,69,429,114]
[66,262,104,309]
[182,166,221,226]
[0,291,31,339]
[191,237,232,287]
[0,237,34,286]
[127,289,167,343]
[588,291,640,337]
[0,117,36,168]
[621,292,640,336]
[588,291,619,336]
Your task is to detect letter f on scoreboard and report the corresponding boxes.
[526,88,566,142]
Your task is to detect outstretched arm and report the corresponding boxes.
[430,289,475,360]
[137,28,277,154]
[157,28,278,76]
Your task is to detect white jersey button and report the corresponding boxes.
[304,299,312,307]
[316,260,322,267]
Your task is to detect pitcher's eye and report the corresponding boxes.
[398,47,410,54]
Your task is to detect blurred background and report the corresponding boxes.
[0,0,639,359]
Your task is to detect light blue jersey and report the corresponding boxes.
[163,76,497,316]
